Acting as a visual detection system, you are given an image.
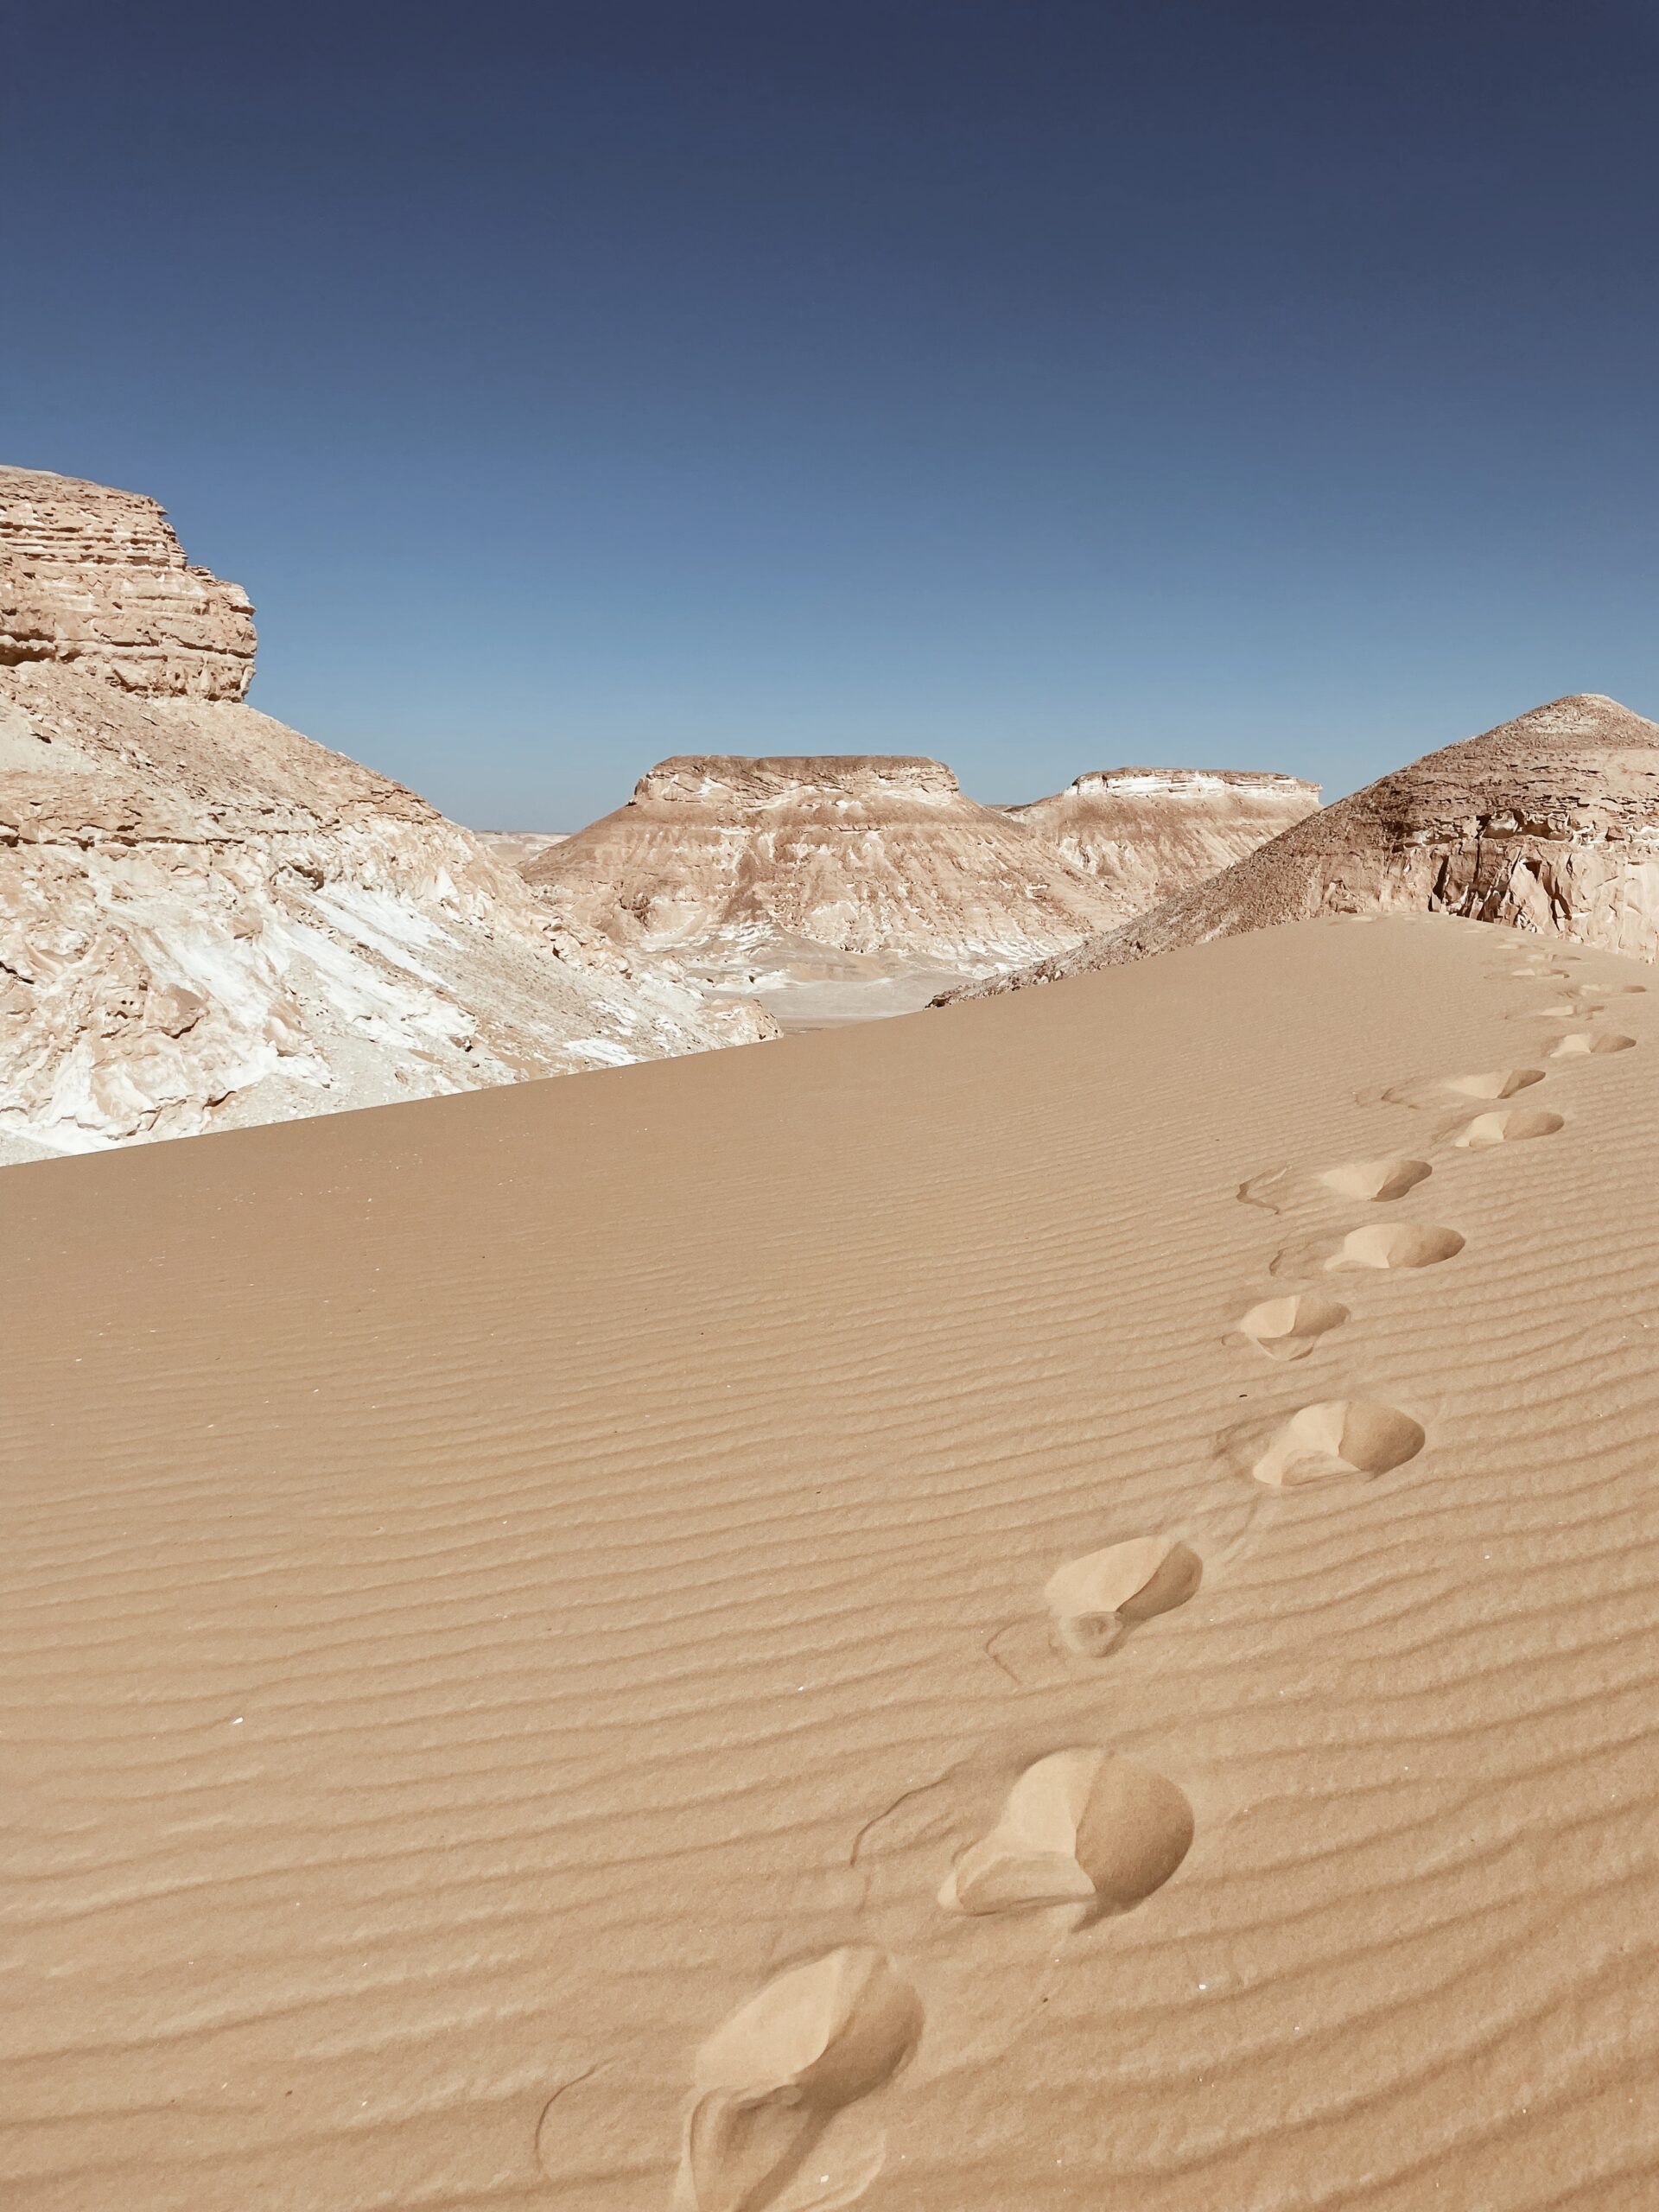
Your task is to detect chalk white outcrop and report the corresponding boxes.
[0,467,772,1158]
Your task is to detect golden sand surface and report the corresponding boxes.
[5,913,1658,2210]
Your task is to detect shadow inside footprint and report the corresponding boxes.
[682,1948,922,2212]
[939,1750,1193,1919]
[1452,1108,1563,1147]
[1324,1223,1464,1271]
[1550,1032,1635,1058]
[1251,1400,1425,1488]
[1319,1156,1432,1201]
[1237,1291,1348,1361]
[1044,1535,1201,1656]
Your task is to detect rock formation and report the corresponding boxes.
[0,467,772,1159]
[524,752,1316,1027]
[1,466,257,698]
[953,695,1659,997]
[1005,767,1319,921]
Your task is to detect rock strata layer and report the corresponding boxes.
[0,469,772,1156]
[954,696,1659,997]
[524,753,1310,1027]
[1006,768,1319,923]
[1,466,257,699]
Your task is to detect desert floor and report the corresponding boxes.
[5,913,1658,2210]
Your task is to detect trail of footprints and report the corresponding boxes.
[658,941,1637,2210]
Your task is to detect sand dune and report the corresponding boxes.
[6,912,1659,2209]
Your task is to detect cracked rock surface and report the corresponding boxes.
[0,468,773,1158]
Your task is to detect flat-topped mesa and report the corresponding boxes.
[1006,762,1320,917]
[0,465,256,700]
[628,753,967,813]
[953,695,1659,1001]
[524,751,1127,982]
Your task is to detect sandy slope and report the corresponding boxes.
[5,913,1659,2210]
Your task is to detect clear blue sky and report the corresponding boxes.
[8,3,1656,827]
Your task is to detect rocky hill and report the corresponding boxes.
[523,753,1312,1027]
[953,695,1659,997]
[0,467,772,1159]
[1006,767,1319,921]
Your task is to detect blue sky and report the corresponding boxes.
[8,3,1657,826]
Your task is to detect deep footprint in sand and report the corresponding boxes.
[1443,1069,1547,1099]
[1510,1000,1596,1022]
[1379,1069,1544,1109]
[1323,1222,1465,1272]
[1251,1400,1425,1489]
[1452,1107,1564,1147]
[939,1750,1193,1917]
[1043,1535,1201,1656]
[1237,1291,1349,1362]
[680,1948,923,2212]
[1550,1032,1636,1058]
[1319,1156,1433,1201]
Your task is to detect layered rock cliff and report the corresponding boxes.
[524,752,1315,1027]
[953,695,1659,997]
[0,468,772,1158]
[1005,767,1319,923]
[1,465,257,699]
[521,753,1130,1024]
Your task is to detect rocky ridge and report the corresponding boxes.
[1005,766,1319,924]
[0,467,772,1158]
[955,695,1659,996]
[524,752,1317,1027]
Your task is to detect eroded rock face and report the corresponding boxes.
[0,467,257,700]
[1006,768,1319,921]
[954,696,1659,996]
[525,753,1316,1028]
[523,753,1129,1023]
[0,471,773,1157]
[531,751,1118,961]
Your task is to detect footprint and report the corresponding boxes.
[681,1948,923,2212]
[1550,1031,1635,1058]
[1452,1107,1564,1147]
[1323,1223,1464,1272]
[1578,982,1646,997]
[1251,1401,1426,1489]
[1237,1291,1349,1362]
[1378,1069,1544,1110]
[1319,1156,1432,1201]
[1443,1069,1546,1099]
[1510,1000,1592,1022]
[939,1750,1193,1918]
[1043,1536,1201,1656]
